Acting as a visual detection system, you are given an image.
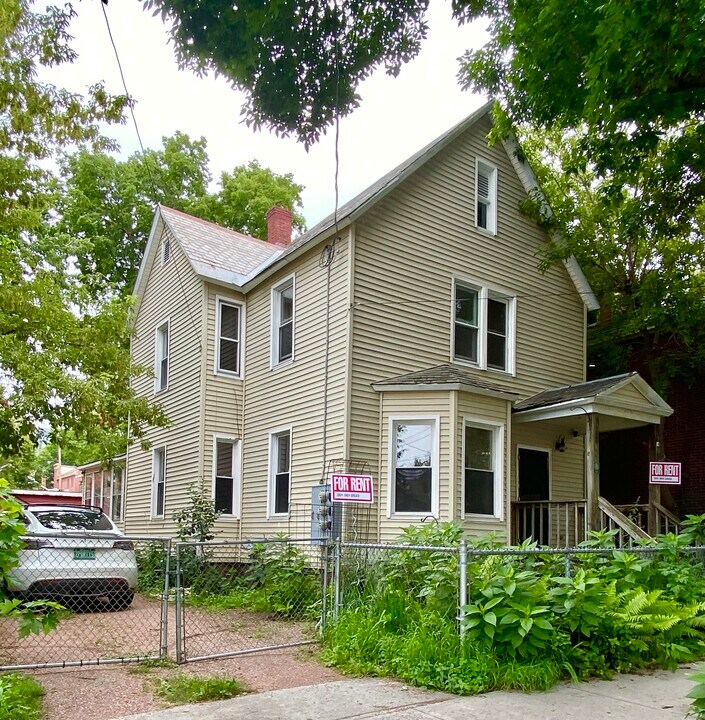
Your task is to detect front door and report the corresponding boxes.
[517,448,550,545]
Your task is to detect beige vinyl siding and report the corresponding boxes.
[125,227,203,536]
[455,391,510,540]
[609,383,652,407]
[378,391,450,544]
[349,114,586,534]
[240,235,349,537]
[203,284,246,537]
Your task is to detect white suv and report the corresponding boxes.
[6,504,138,611]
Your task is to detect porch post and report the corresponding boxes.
[585,414,600,532]
[648,419,664,536]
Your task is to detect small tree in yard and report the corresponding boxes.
[172,482,220,542]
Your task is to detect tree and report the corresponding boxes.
[519,127,705,386]
[57,143,306,295]
[0,0,165,468]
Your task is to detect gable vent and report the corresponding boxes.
[162,235,171,265]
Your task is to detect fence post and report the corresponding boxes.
[175,543,183,664]
[320,540,329,632]
[160,539,171,659]
[334,537,342,620]
[458,539,468,640]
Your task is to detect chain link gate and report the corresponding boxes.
[0,535,172,670]
[174,538,331,663]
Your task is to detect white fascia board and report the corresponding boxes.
[132,210,164,317]
[502,136,600,312]
[371,382,518,400]
[599,373,674,415]
[189,260,249,289]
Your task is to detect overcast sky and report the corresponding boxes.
[48,0,490,228]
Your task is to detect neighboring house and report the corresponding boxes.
[123,103,675,546]
[52,463,83,493]
[12,488,83,506]
[78,457,126,522]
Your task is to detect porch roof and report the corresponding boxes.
[372,364,520,400]
[512,372,673,428]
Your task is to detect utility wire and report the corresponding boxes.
[100,0,201,347]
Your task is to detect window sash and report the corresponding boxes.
[273,281,294,364]
[156,324,169,390]
[392,421,435,514]
[270,431,291,515]
[217,301,241,374]
[214,440,235,514]
[111,467,123,522]
[464,425,499,517]
[153,449,165,517]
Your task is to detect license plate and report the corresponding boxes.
[73,548,95,560]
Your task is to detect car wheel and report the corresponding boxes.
[110,591,134,611]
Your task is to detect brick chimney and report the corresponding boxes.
[266,206,293,246]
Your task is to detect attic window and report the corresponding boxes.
[476,160,497,234]
[162,235,171,265]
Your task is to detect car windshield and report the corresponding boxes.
[31,509,114,531]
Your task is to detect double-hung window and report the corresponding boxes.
[271,276,294,366]
[152,447,166,518]
[453,280,515,373]
[390,418,438,516]
[463,421,502,517]
[476,159,497,234]
[155,320,169,392]
[214,438,239,515]
[268,429,291,516]
[216,299,242,376]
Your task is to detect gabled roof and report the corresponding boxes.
[372,364,520,400]
[133,103,599,311]
[513,371,673,425]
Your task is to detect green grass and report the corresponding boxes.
[153,675,247,705]
[127,658,177,675]
[0,673,45,720]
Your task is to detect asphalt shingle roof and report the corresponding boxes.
[160,205,282,285]
[513,373,636,412]
[374,364,519,397]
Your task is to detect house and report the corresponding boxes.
[78,457,126,522]
[122,103,676,546]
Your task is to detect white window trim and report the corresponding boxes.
[461,417,505,521]
[475,157,498,235]
[270,273,296,369]
[214,296,245,379]
[110,465,125,523]
[387,415,440,520]
[267,425,293,519]
[451,276,516,376]
[212,434,241,518]
[154,317,171,394]
[151,446,166,519]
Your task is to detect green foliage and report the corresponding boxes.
[136,542,170,595]
[172,483,220,542]
[0,673,44,720]
[688,665,705,719]
[324,523,705,695]
[153,674,247,704]
[185,539,320,620]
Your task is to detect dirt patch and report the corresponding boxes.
[33,647,341,720]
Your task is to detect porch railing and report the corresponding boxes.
[598,497,650,547]
[612,501,682,536]
[511,500,587,547]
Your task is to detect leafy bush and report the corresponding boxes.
[323,521,705,695]
[186,538,320,620]
[0,673,44,720]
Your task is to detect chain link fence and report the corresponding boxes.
[332,540,705,635]
[175,537,329,663]
[0,534,172,670]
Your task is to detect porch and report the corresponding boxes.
[511,372,675,547]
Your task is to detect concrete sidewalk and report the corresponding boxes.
[115,669,696,720]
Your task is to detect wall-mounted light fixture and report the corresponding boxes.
[555,435,566,452]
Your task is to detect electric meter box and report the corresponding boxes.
[310,484,342,540]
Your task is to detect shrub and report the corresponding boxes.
[0,673,44,720]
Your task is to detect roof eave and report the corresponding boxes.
[372,381,518,400]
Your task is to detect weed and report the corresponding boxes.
[153,675,247,704]
[0,673,44,720]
